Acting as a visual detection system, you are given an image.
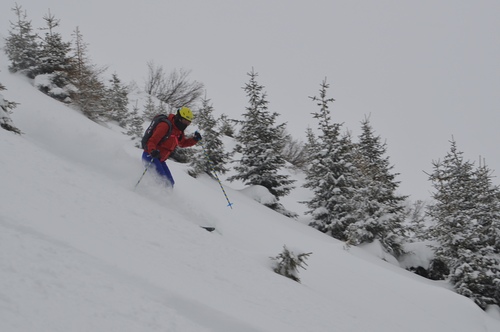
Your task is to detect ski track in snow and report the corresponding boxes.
[0,218,265,332]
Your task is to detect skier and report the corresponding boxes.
[142,107,202,187]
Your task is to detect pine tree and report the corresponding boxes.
[427,139,500,309]
[302,79,361,240]
[38,10,72,75]
[5,4,40,78]
[142,95,161,120]
[303,127,320,161]
[189,97,230,178]
[427,139,477,262]
[69,27,107,121]
[270,246,312,283]
[404,200,431,241]
[157,100,168,115]
[36,10,73,100]
[471,161,500,252]
[229,68,295,200]
[125,101,144,148]
[0,82,21,134]
[104,73,129,127]
[218,113,235,138]
[451,161,500,309]
[344,117,407,256]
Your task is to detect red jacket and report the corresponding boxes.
[145,114,198,162]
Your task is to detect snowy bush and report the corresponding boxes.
[270,245,312,283]
[34,73,72,102]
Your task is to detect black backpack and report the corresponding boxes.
[141,114,173,150]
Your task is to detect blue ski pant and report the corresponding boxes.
[142,151,175,187]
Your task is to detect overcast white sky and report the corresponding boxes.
[1,0,499,201]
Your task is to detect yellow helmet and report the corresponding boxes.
[177,107,194,122]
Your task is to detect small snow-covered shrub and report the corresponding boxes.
[270,245,312,283]
[34,73,72,102]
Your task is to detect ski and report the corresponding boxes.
[200,226,215,232]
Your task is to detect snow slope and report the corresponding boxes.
[1,66,500,331]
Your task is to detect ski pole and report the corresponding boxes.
[199,139,233,209]
[134,159,154,190]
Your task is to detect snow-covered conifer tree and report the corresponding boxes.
[303,79,361,240]
[142,95,165,121]
[344,117,407,256]
[229,68,295,199]
[0,82,21,134]
[189,96,230,178]
[450,160,500,309]
[104,73,129,127]
[428,139,478,262]
[36,10,73,100]
[303,127,320,161]
[142,95,156,120]
[427,139,500,309]
[38,10,72,74]
[218,113,235,138]
[403,200,431,242]
[5,4,39,78]
[470,162,500,252]
[125,101,144,147]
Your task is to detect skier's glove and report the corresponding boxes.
[194,131,202,142]
[150,149,160,159]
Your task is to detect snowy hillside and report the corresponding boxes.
[2,66,500,330]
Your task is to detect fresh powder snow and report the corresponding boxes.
[1,52,500,331]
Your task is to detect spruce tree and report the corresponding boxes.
[302,78,361,240]
[344,117,407,256]
[404,200,431,242]
[5,4,39,78]
[218,113,236,138]
[36,10,73,100]
[471,162,500,251]
[303,127,320,161]
[427,139,500,309]
[229,68,295,199]
[450,161,500,309]
[157,100,168,115]
[125,101,144,147]
[142,95,162,120]
[38,10,72,75]
[104,73,129,127]
[427,139,477,263]
[189,96,230,178]
[270,246,312,283]
[0,82,21,134]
